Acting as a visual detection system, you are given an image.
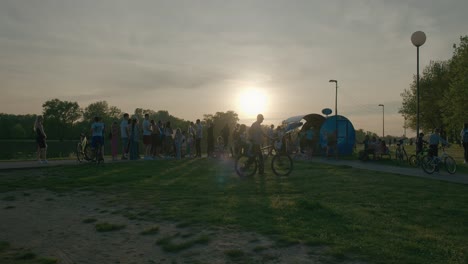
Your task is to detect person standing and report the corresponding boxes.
[120,113,130,159]
[150,120,161,158]
[90,116,105,161]
[111,121,119,161]
[326,131,338,159]
[415,132,428,155]
[174,128,183,160]
[221,124,230,149]
[195,119,203,158]
[34,115,48,164]
[207,121,214,157]
[129,117,140,160]
[460,123,468,164]
[164,121,174,157]
[142,114,152,160]
[248,114,267,174]
[305,126,315,159]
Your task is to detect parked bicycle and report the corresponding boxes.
[76,133,94,162]
[235,136,293,177]
[394,139,408,163]
[421,146,456,174]
[76,133,104,164]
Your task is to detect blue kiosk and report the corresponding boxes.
[282,113,356,155]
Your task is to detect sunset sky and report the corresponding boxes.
[1,0,467,136]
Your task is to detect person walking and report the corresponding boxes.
[460,123,468,164]
[34,115,48,164]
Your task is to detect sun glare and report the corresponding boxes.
[238,89,268,118]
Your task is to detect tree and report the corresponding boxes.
[445,36,468,133]
[399,61,450,133]
[42,99,81,140]
[400,36,468,142]
[82,101,123,129]
[203,111,239,140]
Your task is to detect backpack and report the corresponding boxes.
[463,130,468,143]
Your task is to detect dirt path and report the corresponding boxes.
[1,189,361,264]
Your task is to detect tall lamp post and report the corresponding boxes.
[378,104,384,138]
[411,31,426,138]
[329,80,338,154]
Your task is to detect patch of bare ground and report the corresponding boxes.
[1,189,365,264]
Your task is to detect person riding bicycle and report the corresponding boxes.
[429,128,448,157]
[90,116,105,160]
[428,128,449,172]
[248,114,268,175]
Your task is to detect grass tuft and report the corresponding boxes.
[15,252,36,260]
[95,222,126,232]
[156,235,210,252]
[82,218,97,224]
[2,195,15,201]
[140,226,160,235]
[0,241,10,252]
[224,249,245,260]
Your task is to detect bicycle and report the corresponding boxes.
[76,133,95,162]
[394,139,408,163]
[235,137,293,177]
[408,143,430,167]
[421,146,456,174]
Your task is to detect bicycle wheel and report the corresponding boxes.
[84,144,95,161]
[408,155,418,167]
[235,155,257,178]
[271,154,293,176]
[76,143,84,162]
[421,155,436,174]
[444,156,457,174]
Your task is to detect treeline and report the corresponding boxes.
[400,35,468,142]
[0,98,239,140]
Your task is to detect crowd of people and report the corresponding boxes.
[33,114,468,166]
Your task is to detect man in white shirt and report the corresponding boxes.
[120,113,130,159]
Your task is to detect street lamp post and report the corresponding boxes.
[411,31,426,138]
[329,80,338,155]
[378,104,384,138]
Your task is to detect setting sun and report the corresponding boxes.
[238,88,268,118]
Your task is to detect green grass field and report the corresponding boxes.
[0,156,467,264]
